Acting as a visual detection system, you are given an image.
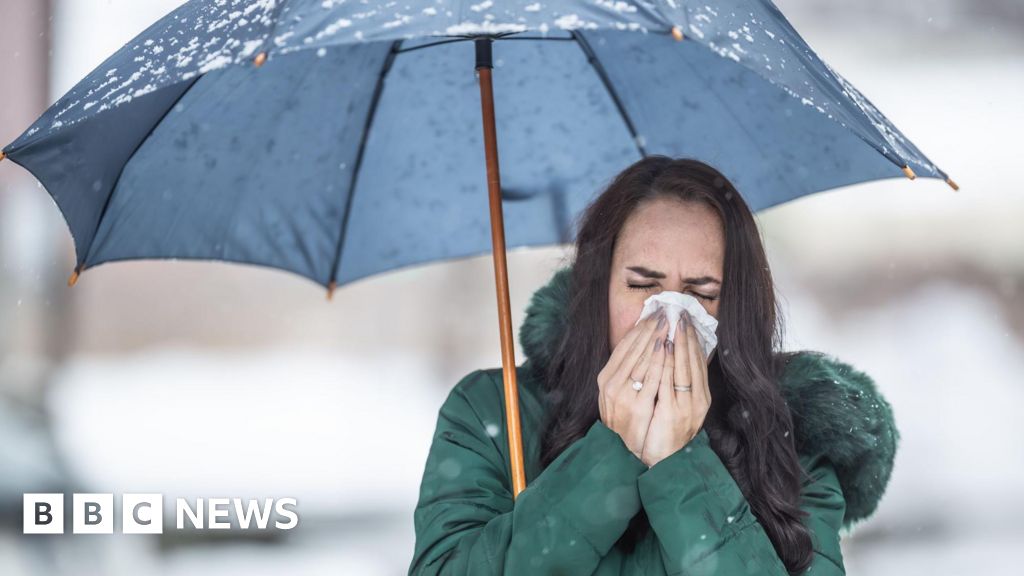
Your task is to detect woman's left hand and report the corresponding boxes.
[640,310,713,468]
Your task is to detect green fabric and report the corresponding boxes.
[410,367,847,575]
[637,429,845,575]
[410,265,898,574]
[515,265,897,530]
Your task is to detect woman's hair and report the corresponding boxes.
[537,156,814,573]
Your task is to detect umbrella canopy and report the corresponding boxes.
[1,0,954,292]
[1,0,956,499]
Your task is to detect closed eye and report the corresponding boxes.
[627,283,718,301]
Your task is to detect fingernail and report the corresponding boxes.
[656,312,666,328]
[666,340,674,354]
[653,337,661,352]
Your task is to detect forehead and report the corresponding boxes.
[614,197,724,268]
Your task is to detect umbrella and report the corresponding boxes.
[0,0,956,499]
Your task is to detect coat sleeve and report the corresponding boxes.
[409,370,649,575]
[636,429,847,576]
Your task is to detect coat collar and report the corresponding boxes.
[517,265,899,530]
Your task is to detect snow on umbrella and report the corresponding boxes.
[0,0,956,499]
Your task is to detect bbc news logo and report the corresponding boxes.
[23,493,299,534]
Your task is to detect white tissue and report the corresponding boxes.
[633,291,719,361]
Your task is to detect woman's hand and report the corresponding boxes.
[640,310,713,468]
[597,305,671,460]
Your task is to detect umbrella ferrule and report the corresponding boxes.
[67,265,82,287]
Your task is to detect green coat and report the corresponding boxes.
[410,267,899,575]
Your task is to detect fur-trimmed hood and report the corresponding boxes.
[517,265,899,531]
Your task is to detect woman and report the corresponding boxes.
[409,157,899,575]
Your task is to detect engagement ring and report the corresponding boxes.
[631,380,644,391]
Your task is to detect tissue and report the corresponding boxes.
[634,291,718,361]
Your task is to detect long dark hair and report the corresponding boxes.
[537,156,814,573]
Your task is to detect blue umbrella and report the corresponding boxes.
[0,0,954,496]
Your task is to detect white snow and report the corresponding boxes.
[445,21,527,35]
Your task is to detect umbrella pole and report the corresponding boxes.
[475,37,527,500]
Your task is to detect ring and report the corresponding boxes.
[631,380,644,391]
[674,385,692,392]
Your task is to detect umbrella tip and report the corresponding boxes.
[671,26,684,41]
[67,266,81,287]
[901,164,917,180]
[253,51,267,67]
[326,280,336,301]
[946,176,959,191]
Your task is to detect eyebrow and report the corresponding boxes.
[626,265,721,286]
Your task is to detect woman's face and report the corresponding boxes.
[608,195,725,351]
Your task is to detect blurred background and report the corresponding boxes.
[0,0,1021,574]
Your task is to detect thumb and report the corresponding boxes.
[659,338,675,403]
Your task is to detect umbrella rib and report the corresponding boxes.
[495,36,575,41]
[396,38,472,54]
[395,34,574,55]
[326,40,403,291]
[261,0,290,58]
[81,77,201,270]
[570,30,647,158]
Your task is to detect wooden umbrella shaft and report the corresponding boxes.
[475,38,527,499]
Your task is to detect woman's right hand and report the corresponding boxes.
[596,305,670,461]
